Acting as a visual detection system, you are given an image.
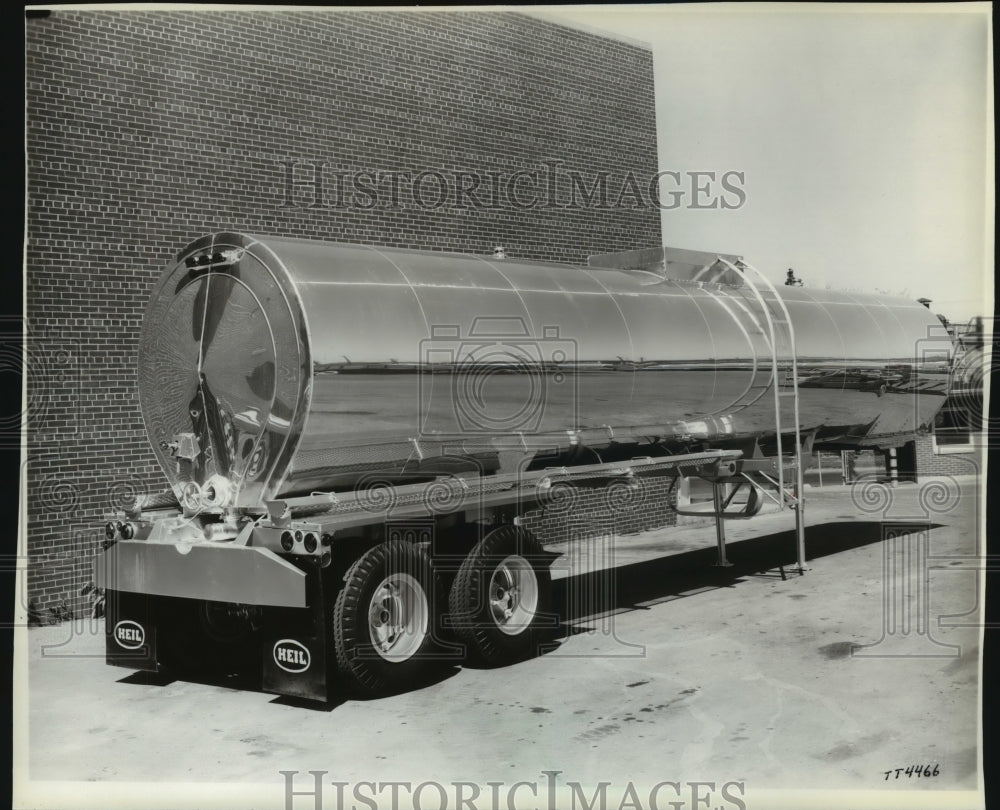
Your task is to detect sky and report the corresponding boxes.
[530,4,993,323]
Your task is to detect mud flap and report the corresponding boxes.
[261,564,333,702]
[104,589,161,672]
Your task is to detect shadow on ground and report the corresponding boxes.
[548,519,942,632]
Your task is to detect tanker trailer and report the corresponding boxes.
[94,233,952,700]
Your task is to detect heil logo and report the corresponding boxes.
[273,639,311,673]
[114,620,145,650]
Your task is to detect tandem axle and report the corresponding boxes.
[96,448,808,701]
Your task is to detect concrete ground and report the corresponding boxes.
[22,478,982,800]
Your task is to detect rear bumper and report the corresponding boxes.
[100,555,332,702]
[94,540,308,608]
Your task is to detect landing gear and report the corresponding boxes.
[448,526,552,666]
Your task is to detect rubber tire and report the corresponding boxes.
[333,540,437,696]
[448,525,552,666]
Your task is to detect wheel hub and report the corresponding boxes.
[488,555,539,636]
[367,573,429,661]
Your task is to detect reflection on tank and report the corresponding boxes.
[183,367,296,490]
[794,364,950,397]
[186,375,229,481]
[138,233,953,509]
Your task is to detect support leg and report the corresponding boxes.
[794,498,807,574]
[712,484,732,567]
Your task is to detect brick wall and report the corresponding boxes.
[25,10,662,613]
[520,478,678,546]
[914,434,983,478]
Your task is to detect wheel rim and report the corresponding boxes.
[489,554,539,636]
[367,572,429,661]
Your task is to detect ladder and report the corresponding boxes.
[716,257,808,573]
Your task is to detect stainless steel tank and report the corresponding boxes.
[139,233,951,508]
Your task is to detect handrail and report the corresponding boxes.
[717,257,807,572]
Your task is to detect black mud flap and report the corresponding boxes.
[261,565,333,702]
[104,589,161,672]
